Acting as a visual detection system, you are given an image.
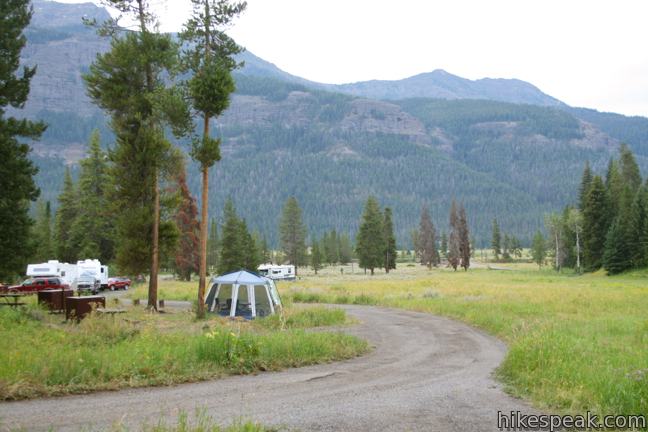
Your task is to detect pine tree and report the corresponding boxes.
[619,144,642,193]
[174,168,200,281]
[440,232,448,259]
[311,237,322,274]
[491,218,501,260]
[509,235,523,258]
[31,200,53,262]
[179,0,245,318]
[324,230,339,265]
[260,235,271,264]
[605,159,623,222]
[383,207,397,273]
[206,218,219,272]
[279,197,307,274]
[0,0,46,279]
[338,233,353,264]
[502,234,511,260]
[356,196,385,275]
[578,161,593,211]
[602,218,627,275]
[54,168,78,263]
[582,176,609,271]
[457,203,471,271]
[218,200,245,274]
[531,231,546,269]
[70,130,114,262]
[84,1,191,310]
[417,206,437,269]
[241,221,260,271]
[448,201,460,270]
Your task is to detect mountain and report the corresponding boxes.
[330,70,565,107]
[16,0,648,247]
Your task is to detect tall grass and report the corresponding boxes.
[0,305,368,400]
[283,265,648,417]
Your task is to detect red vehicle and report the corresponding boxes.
[7,277,70,293]
[106,277,131,291]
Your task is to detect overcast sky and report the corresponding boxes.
[57,0,648,117]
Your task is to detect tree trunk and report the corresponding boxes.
[197,115,210,319]
[555,233,560,271]
[575,231,581,273]
[370,268,374,275]
[148,168,159,311]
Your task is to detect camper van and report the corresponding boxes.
[257,264,296,281]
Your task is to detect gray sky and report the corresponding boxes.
[57,0,648,117]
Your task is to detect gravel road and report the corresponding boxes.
[0,305,538,431]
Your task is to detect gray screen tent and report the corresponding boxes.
[205,270,282,319]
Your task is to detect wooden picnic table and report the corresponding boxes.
[0,293,27,308]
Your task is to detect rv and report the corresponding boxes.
[257,264,296,281]
[76,259,109,289]
[26,259,109,290]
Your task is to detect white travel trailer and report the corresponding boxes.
[257,264,296,281]
[76,259,109,289]
[26,260,77,285]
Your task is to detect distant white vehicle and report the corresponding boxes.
[257,264,296,281]
[76,259,109,289]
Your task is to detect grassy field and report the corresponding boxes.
[0,302,367,400]
[142,263,648,417]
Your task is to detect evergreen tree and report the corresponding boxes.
[457,203,471,270]
[0,0,46,279]
[417,206,437,269]
[260,235,271,264]
[206,218,219,272]
[69,130,114,262]
[356,196,385,275]
[578,161,593,211]
[618,143,642,193]
[602,218,627,275]
[324,230,339,265]
[179,0,245,318]
[502,234,511,260]
[448,201,460,270]
[383,207,397,273]
[531,231,546,269]
[279,197,307,273]
[54,168,78,263]
[218,199,245,274]
[31,200,53,262]
[85,0,191,310]
[491,218,501,260]
[509,235,523,258]
[440,232,448,259]
[241,221,260,271]
[338,233,353,264]
[310,237,322,274]
[582,176,609,271]
[174,168,200,281]
[605,159,623,221]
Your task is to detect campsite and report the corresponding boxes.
[2,0,648,431]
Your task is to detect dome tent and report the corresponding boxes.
[205,270,282,319]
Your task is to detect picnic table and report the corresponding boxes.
[0,293,27,308]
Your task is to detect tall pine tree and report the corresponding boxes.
[417,206,437,269]
[457,203,471,271]
[279,197,307,274]
[54,168,78,263]
[174,167,200,281]
[356,196,385,275]
[448,201,461,271]
[0,0,46,279]
[383,207,397,273]
[582,176,609,271]
[491,218,501,261]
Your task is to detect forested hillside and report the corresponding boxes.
[19,0,648,247]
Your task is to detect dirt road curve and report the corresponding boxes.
[0,305,538,431]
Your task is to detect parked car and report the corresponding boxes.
[106,277,131,291]
[7,277,70,293]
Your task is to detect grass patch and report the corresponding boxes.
[0,304,367,400]
[284,264,648,417]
